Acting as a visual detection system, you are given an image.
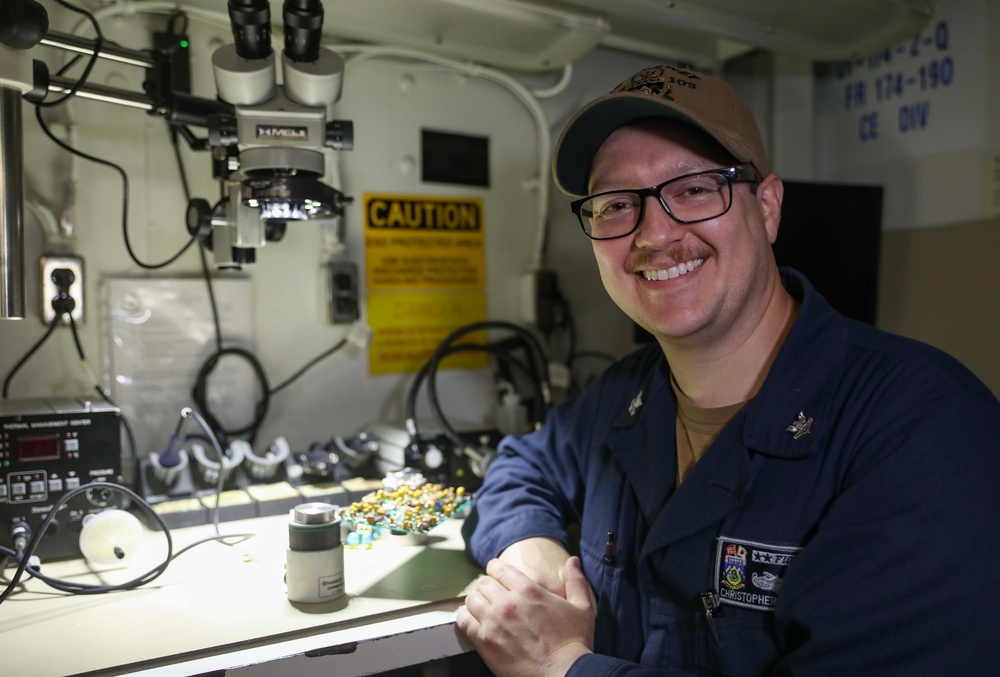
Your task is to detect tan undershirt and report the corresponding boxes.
[670,299,801,486]
[672,298,802,485]
[673,376,747,485]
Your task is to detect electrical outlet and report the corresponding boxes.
[327,260,359,324]
[40,255,85,326]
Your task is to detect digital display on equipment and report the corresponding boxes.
[17,434,61,462]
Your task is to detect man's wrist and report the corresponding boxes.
[499,537,572,595]
[549,644,593,676]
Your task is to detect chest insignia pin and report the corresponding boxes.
[785,412,814,440]
[628,390,644,417]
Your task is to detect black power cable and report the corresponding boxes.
[424,342,541,452]
[0,482,253,604]
[31,2,200,269]
[404,320,552,456]
[191,347,271,447]
[426,320,551,417]
[0,484,171,603]
[190,338,353,449]
[66,313,142,493]
[1,314,61,399]
[34,107,200,270]
[271,339,348,395]
[36,0,103,108]
[0,284,143,492]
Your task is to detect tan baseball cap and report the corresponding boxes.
[553,65,772,197]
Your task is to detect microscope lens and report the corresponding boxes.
[227,0,272,60]
[283,0,324,63]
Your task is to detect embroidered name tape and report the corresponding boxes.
[714,536,801,612]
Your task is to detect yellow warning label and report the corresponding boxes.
[364,194,488,375]
[367,196,482,231]
[367,292,487,376]
[365,194,485,292]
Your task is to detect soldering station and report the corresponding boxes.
[0,3,585,672]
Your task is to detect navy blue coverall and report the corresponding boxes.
[463,269,1000,676]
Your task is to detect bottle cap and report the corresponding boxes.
[292,502,338,525]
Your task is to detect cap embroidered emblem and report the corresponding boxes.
[785,412,813,440]
[628,390,644,417]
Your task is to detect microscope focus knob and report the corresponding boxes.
[186,198,214,237]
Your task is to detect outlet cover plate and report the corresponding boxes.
[40,254,85,325]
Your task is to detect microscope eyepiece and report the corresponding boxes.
[282,0,324,63]
[228,0,272,60]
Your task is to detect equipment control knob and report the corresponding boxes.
[186,198,214,237]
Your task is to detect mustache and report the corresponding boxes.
[626,246,711,274]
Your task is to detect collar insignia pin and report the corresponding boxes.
[785,412,814,440]
[628,390,644,417]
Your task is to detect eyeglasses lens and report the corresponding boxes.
[579,171,733,239]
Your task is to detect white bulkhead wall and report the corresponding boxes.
[7,7,653,455]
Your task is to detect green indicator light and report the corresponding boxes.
[179,40,189,48]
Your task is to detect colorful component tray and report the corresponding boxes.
[339,482,473,535]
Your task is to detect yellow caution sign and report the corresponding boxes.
[364,194,488,375]
[367,292,488,376]
[365,194,486,292]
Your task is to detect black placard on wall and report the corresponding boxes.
[774,181,883,326]
[422,129,490,188]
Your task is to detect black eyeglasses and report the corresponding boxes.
[570,165,761,240]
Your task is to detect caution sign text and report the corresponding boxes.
[364,194,488,375]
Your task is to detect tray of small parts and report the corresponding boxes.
[339,481,473,535]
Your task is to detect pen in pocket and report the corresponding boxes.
[603,531,616,567]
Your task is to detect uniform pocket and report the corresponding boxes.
[579,536,622,656]
[593,563,622,655]
[695,614,781,676]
